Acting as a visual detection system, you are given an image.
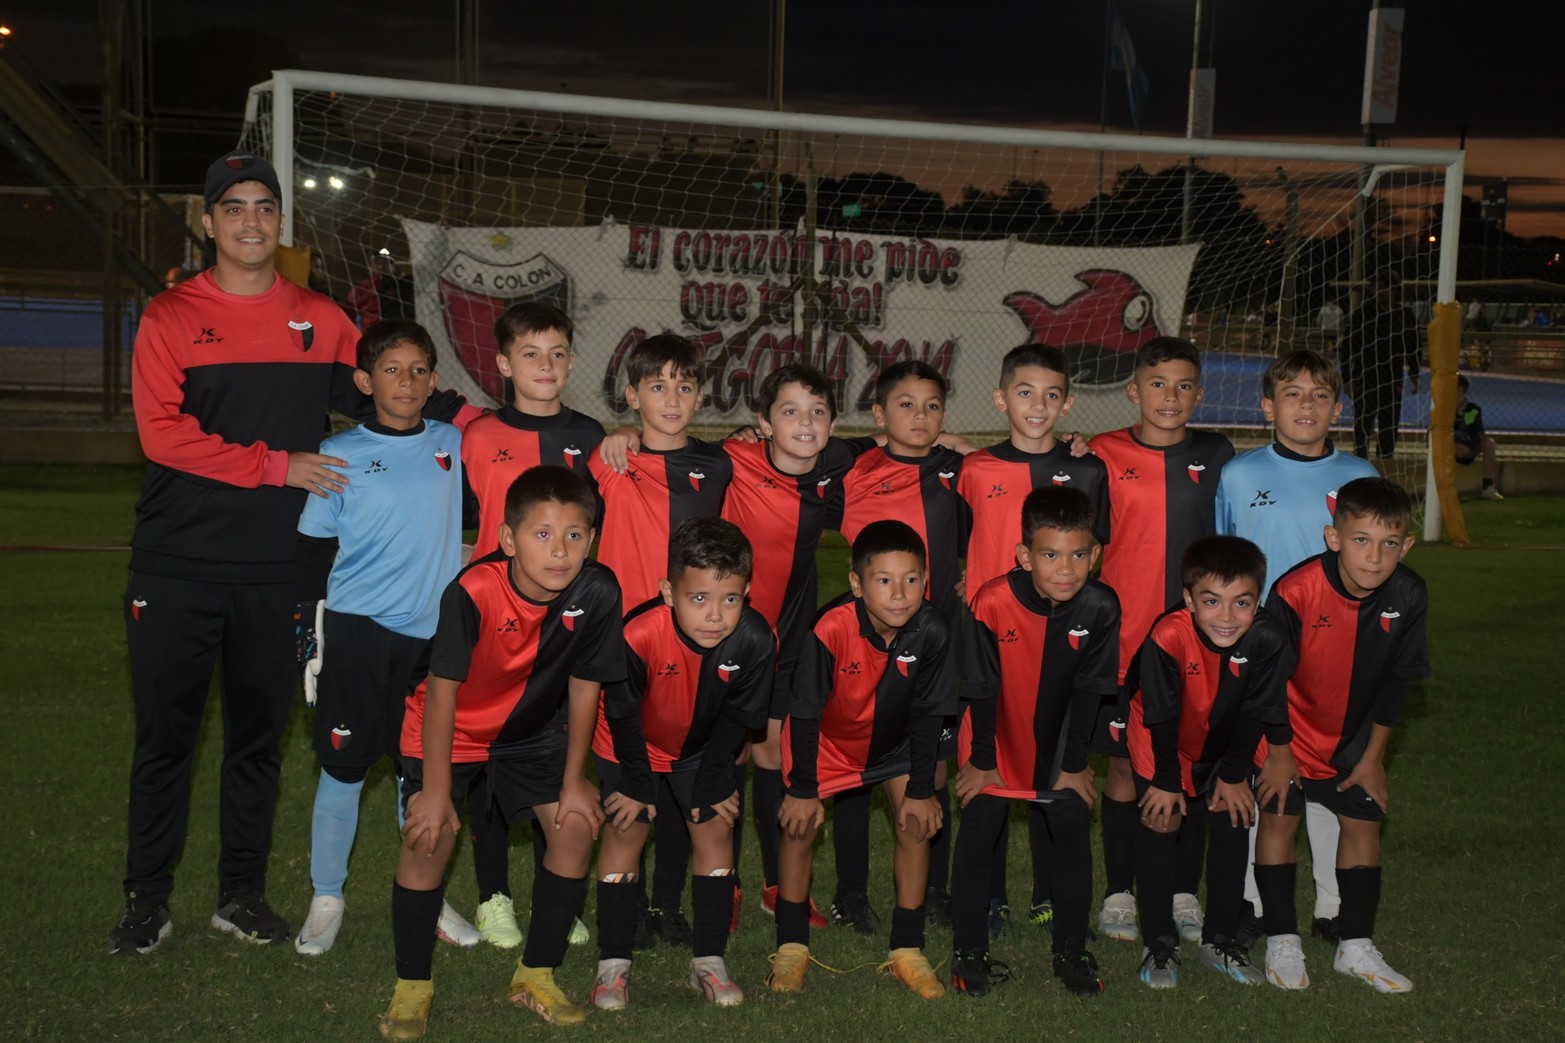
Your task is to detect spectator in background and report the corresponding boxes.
[1339,273,1420,460]
[347,253,415,328]
[1455,374,1503,501]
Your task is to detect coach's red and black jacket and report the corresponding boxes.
[594,597,775,806]
[403,556,625,763]
[1267,552,1429,781]
[462,405,605,559]
[838,445,971,619]
[782,594,956,801]
[1127,606,1294,798]
[589,437,733,610]
[959,571,1121,799]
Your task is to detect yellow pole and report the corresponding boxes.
[1426,301,1468,546]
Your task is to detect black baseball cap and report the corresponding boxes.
[204,152,282,206]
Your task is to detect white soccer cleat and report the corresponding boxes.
[590,958,632,1010]
[294,894,345,955]
[1171,892,1204,943]
[689,955,745,1006]
[436,900,480,948]
[1098,891,1140,942]
[1335,938,1412,993]
[1264,933,1310,990]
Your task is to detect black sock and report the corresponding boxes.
[753,768,784,887]
[951,794,1006,953]
[652,785,691,910]
[1482,478,1495,489]
[776,897,810,947]
[530,818,547,876]
[392,881,445,980]
[927,783,953,891]
[1201,809,1250,943]
[832,788,872,899]
[1133,821,1178,944]
[1174,805,1207,894]
[1102,796,1138,896]
[889,904,926,951]
[729,766,746,890]
[521,867,586,970]
[596,878,639,961]
[1042,799,1092,954]
[1336,865,1382,941]
[1254,863,1299,937]
[469,805,510,902]
[1027,803,1053,908]
[990,813,1011,907]
[691,874,735,958]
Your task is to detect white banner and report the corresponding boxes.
[1361,7,1405,126]
[404,219,1201,433]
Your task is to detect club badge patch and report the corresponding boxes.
[288,317,315,353]
[688,471,705,492]
[1380,609,1399,633]
[131,597,147,621]
[1068,626,1089,650]
[718,660,740,683]
[1052,472,1072,486]
[1229,655,1248,678]
[1109,717,1126,742]
[434,450,451,471]
[562,606,585,631]
[1327,490,1339,516]
[816,477,832,497]
[895,652,918,676]
[1187,462,1206,484]
[564,445,582,467]
[938,470,955,490]
[330,725,351,750]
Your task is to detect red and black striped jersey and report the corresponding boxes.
[959,571,1121,799]
[839,445,971,619]
[589,437,733,610]
[130,270,364,582]
[461,406,605,559]
[1127,607,1294,797]
[781,595,956,800]
[1088,426,1235,681]
[720,436,874,704]
[594,598,774,779]
[959,442,1111,592]
[1268,552,1429,781]
[403,557,625,763]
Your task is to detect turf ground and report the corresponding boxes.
[3,463,1562,1041]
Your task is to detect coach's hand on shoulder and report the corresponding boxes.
[778,795,825,840]
[954,763,1003,807]
[286,451,350,497]
[1339,755,1389,813]
[557,774,607,838]
[897,794,943,841]
[604,790,653,833]
[402,791,460,856]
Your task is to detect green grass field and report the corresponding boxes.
[3,464,1562,1041]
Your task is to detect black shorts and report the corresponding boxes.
[314,610,429,769]
[595,754,732,825]
[1300,774,1385,822]
[402,739,564,825]
[1090,696,1129,756]
[1258,779,1307,817]
[1454,443,1478,465]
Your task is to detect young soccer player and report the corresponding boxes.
[1455,374,1504,500]
[589,333,734,945]
[458,301,602,949]
[958,343,1109,933]
[1127,536,1294,989]
[589,517,775,1008]
[766,520,955,999]
[1215,349,1377,944]
[835,361,970,929]
[1088,337,1235,944]
[293,320,476,955]
[379,466,623,1039]
[951,487,1119,997]
[1254,477,1427,993]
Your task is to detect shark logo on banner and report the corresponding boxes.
[1003,270,1158,386]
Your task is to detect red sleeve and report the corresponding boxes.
[131,299,286,487]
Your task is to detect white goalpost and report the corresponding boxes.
[241,69,1464,540]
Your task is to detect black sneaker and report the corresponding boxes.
[211,888,290,945]
[632,905,657,951]
[986,898,1010,940]
[925,887,953,928]
[829,891,878,935]
[1234,901,1265,949]
[951,948,1009,997]
[1310,916,1341,945]
[645,906,693,948]
[1052,944,1105,996]
[108,891,171,955]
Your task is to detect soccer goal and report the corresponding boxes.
[239,69,1465,540]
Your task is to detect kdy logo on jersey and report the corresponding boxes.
[1228,655,1248,678]
[1249,489,1275,508]
[717,660,740,683]
[288,317,315,353]
[434,450,451,471]
[1068,626,1089,650]
[1187,462,1206,484]
[895,652,918,676]
[562,606,585,632]
[1379,609,1400,633]
[330,725,351,750]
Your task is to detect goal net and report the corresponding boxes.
[239,70,1464,538]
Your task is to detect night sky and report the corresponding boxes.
[6,0,1564,235]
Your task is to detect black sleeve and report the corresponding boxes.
[787,632,835,720]
[568,569,628,683]
[1239,618,1296,741]
[1138,638,1183,727]
[1061,682,1101,774]
[958,610,1001,704]
[329,361,373,420]
[1218,715,1266,784]
[296,533,338,603]
[1372,678,1410,729]
[906,712,944,800]
[966,696,998,771]
[1149,717,1181,792]
[719,616,776,731]
[785,716,821,799]
[909,611,958,718]
[694,716,750,807]
[422,388,469,424]
[427,578,481,682]
[603,646,654,803]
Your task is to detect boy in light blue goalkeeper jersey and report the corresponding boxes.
[1214,348,1377,947]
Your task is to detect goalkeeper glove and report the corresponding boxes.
[301,600,325,707]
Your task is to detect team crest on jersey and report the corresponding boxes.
[1109,717,1126,742]
[1187,462,1206,484]
[1379,609,1400,633]
[938,470,956,490]
[1228,655,1248,678]
[330,725,351,750]
[131,597,147,621]
[895,652,918,676]
[287,317,315,353]
[562,606,585,631]
[688,470,705,491]
[717,660,741,683]
[1068,626,1089,650]
[816,477,833,497]
[564,445,583,467]
[434,450,451,471]
[1327,490,1339,516]
[1052,472,1072,486]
